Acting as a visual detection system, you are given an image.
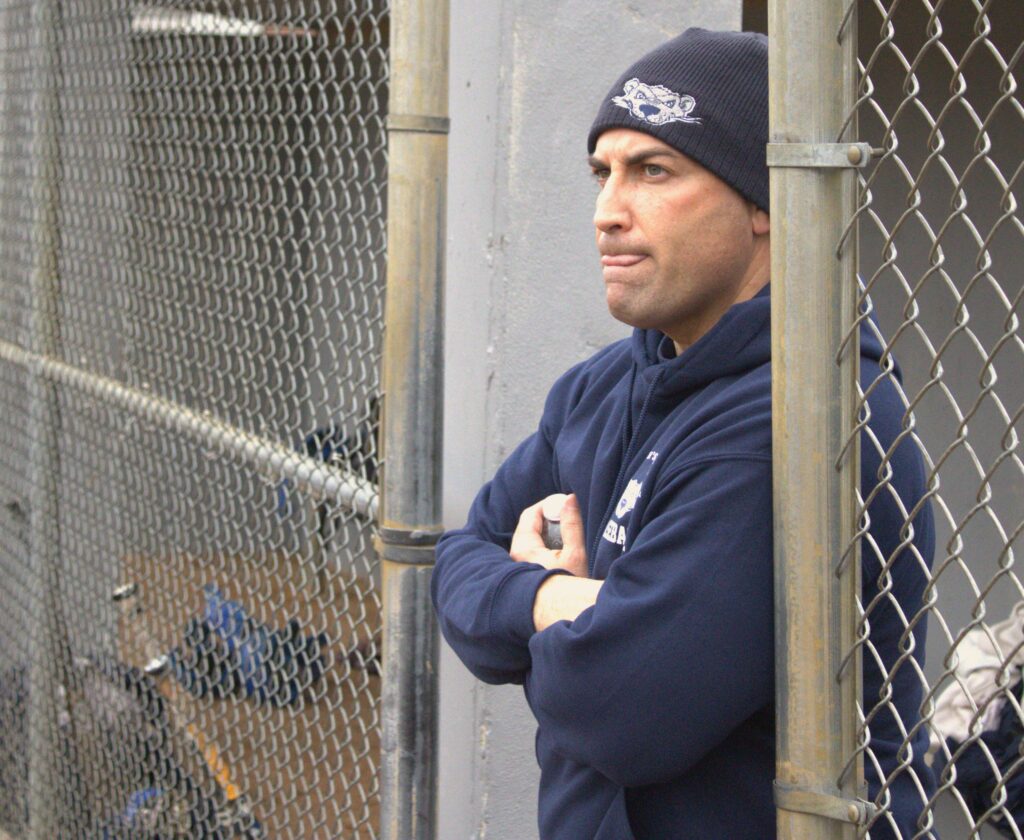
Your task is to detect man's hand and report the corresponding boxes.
[510,493,600,631]
[510,493,588,577]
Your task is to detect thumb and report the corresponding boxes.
[559,494,588,577]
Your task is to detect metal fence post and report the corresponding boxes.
[25,0,71,836]
[378,1,449,838]
[768,2,862,839]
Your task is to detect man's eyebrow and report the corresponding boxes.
[587,147,682,169]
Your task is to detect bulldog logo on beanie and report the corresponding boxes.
[612,78,702,127]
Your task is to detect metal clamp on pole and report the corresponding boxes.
[773,781,878,826]
[377,526,445,565]
[387,113,450,135]
[766,141,877,169]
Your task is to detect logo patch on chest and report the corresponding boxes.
[615,478,643,519]
[602,450,660,552]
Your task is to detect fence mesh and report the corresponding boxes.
[840,1,1023,837]
[0,1,388,836]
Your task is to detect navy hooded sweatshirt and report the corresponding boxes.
[432,288,935,839]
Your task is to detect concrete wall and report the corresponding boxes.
[440,3,740,837]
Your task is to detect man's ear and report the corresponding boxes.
[751,206,770,236]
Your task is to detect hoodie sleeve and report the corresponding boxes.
[524,454,775,787]
[431,366,592,686]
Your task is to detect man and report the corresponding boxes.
[432,29,934,839]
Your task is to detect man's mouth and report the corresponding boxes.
[601,254,646,268]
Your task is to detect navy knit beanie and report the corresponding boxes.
[588,28,769,212]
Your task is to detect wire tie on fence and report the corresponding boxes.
[773,780,877,825]
[766,142,874,169]
[143,655,170,677]
[111,582,139,602]
[377,526,445,565]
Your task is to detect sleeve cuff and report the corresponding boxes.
[489,565,574,643]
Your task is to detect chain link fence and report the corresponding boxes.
[0,1,389,836]
[841,1,1023,836]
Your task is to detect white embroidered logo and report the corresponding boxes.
[612,78,701,127]
[603,520,627,547]
[615,478,643,519]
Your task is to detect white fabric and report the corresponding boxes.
[930,601,1024,750]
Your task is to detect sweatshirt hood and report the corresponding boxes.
[630,285,772,398]
[628,284,900,399]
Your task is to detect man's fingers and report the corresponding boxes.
[559,494,584,548]
[517,501,544,535]
[511,493,588,576]
[540,493,569,525]
[510,500,546,563]
[559,494,589,577]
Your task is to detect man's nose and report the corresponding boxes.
[593,178,630,233]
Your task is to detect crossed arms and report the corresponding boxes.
[508,493,603,632]
[431,417,775,786]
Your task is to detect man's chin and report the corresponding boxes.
[605,298,655,332]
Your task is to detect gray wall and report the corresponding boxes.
[440,3,741,837]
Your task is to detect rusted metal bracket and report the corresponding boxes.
[377,526,444,565]
[773,781,878,826]
[766,141,877,169]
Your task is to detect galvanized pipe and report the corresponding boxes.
[25,0,70,835]
[0,340,378,519]
[768,2,862,839]
[378,1,449,838]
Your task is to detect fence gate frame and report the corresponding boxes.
[771,1,1024,836]
[378,1,449,838]
[769,2,865,839]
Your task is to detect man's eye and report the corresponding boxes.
[591,169,610,183]
[644,164,665,177]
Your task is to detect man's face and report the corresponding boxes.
[589,128,770,351]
